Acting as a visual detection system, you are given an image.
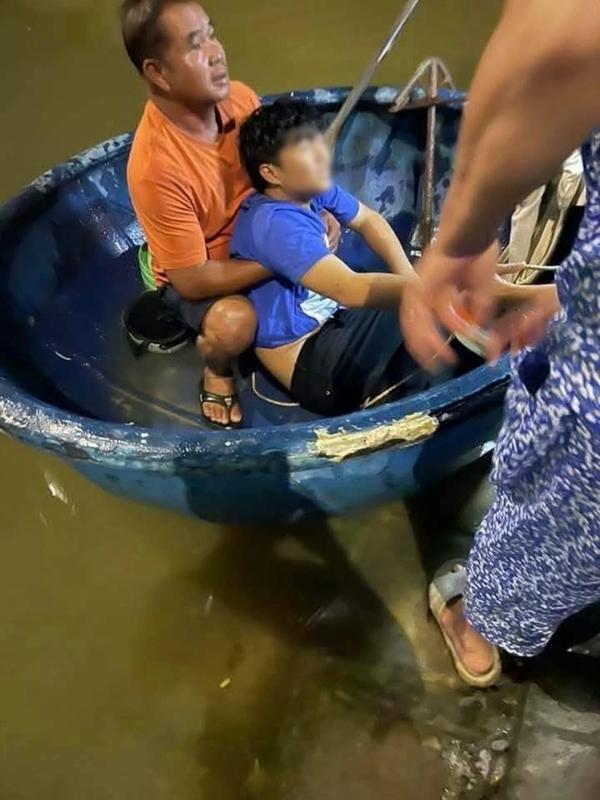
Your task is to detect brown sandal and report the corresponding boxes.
[429,560,502,688]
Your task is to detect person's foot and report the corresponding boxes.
[438,598,495,676]
[201,367,242,426]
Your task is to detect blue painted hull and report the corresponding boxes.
[0,86,510,522]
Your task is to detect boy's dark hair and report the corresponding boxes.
[120,0,190,73]
[239,101,321,192]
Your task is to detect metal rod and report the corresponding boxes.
[388,57,456,112]
[395,96,460,111]
[421,60,439,248]
[325,0,422,147]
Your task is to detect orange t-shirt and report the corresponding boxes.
[127,81,260,285]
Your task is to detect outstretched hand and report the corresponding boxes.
[400,241,500,370]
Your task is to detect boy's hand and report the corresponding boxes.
[322,211,342,252]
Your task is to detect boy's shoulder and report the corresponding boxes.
[240,193,321,235]
[233,194,327,270]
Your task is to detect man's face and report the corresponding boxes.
[151,3,229,105]
[272,132,333,197]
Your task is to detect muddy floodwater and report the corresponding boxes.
[2,2,599,799]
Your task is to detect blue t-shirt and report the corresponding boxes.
[230,184,360,348]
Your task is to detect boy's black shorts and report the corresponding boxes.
[290,307,472,416]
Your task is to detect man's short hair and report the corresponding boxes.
[239,101,321,192]
[120,0,190,73]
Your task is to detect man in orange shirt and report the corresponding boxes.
[121,0,269,426]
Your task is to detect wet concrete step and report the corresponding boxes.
[507,679,600,799]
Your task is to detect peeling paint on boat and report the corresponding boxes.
[314,413,439,462]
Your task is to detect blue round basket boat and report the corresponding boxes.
[0,87,509,523]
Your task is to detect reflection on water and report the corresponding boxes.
[0,0,522,798]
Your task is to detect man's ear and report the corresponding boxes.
[259,163,280,189]
[142,59,170,93]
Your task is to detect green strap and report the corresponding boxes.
[138,244,158,291]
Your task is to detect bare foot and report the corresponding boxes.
[439,598,495,676]
[201,367,241,427]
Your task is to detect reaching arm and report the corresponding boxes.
[167,259,270,301]
[300,254,414,309]
[349,203,415,278]
[399,0,600,370]
[439,0,600,259]
[301,255,555,311]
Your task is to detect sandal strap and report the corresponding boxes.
[431,559,467,604]
[200,390,238,410]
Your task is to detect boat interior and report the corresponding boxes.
[0,93,506,432]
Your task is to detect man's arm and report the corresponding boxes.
[348,203,414,278]
[167,259,270,301]
[130,173,270,301]
[400,0,600,369]
[300,254,413,309]
[439,0,600,259]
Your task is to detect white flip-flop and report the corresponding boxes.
[429,560,502,688]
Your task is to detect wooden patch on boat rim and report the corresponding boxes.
[314,412,439,462]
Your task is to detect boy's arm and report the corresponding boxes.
[348,203,415,278]
[300,254,557,312]
[300,254,414,309]
[300,255,558,308]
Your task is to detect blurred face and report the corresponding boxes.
[262,132,333,198]
[144,3,229,105]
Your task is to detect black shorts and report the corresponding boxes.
[162,285,216,333]
[290,308,471,416]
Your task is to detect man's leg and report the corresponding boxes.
[198,296,256,426]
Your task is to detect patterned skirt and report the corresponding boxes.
[464,319,600,657]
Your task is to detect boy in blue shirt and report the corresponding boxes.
[231,102,439,414]
[231,101,553,415]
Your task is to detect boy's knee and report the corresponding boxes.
[202,296,256,353]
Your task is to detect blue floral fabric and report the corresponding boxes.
[464,134,600,657]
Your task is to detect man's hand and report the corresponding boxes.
[322,211,342,252]
[400,242,500,370]
[398,0,600,371]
